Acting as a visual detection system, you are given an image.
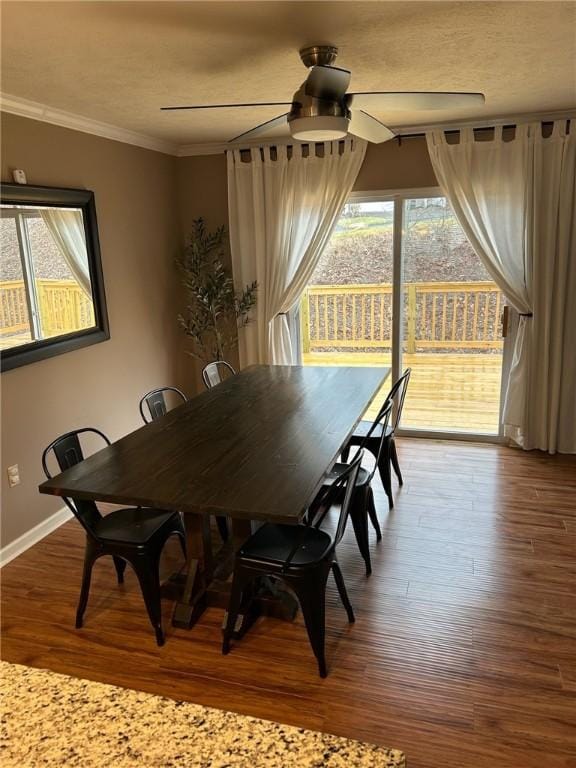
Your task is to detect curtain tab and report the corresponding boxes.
[427,130,445,147]
[552,120,568,138]
[515,123,530,141]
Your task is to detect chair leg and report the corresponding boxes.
[216,515,229,542]
[288,566,330,678]
[366,485,382,541]
[222,565,254,655]
[340,443,351,463]
[378,440,394,509]
[331,561,355,623]
[113,556,127,584]
[76,542,98,629]
[132,554,164,646]
[350,497,372,576]
[390,438,403,485]
[366,438,380,464]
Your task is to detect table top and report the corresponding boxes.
[39,364,390,524]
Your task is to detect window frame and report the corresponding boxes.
[0,184,110,372]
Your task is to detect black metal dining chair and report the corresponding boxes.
[42,428,186,646]
[222,453,363,678]
[342,368,411,508]
[318,400,393,576]
[202,360,236,389]
[139,386,187,424]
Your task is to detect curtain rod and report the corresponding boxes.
[234,118,571,153]
[396,119,571,142]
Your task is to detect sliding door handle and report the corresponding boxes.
[501,305,509,338]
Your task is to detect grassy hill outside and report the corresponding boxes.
[311,202,492,286]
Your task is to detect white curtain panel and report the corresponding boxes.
[227,138,366,366]
[41,209,91,297]
[427,121,576,453]
[526,123,576,453]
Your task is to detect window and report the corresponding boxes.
[0,185,109,371]
[1,206,96,348]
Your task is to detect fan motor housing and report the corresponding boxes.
[299,45,339,68]
[288,90,351,141]
[288,90,351,121]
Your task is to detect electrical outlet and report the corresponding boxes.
[7,464,20,487]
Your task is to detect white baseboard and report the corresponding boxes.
[0,506,73,568]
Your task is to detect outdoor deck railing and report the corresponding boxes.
[2,278,502,353]
[0,279,94,338]
[300,281,503,353]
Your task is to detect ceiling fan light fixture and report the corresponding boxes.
[289,115,349,142]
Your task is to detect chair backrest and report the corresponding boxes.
[386,368,412,431]
[139,386,187,424]
[202,361,236,389]
[310,451,364,548]
[355,399,393,484]
[41,428,110,535]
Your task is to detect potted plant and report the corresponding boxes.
[177,218,257,362]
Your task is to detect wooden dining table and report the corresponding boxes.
[39,364,390,631]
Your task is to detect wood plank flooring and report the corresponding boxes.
[2,439,576,767]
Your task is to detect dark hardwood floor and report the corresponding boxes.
[2,438,576,767]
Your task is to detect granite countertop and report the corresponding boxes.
[0,661,406,767]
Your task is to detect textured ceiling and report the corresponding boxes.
[1,1,575,147]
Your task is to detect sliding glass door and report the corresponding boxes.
[300,189,506,439]
[399,195,504,434]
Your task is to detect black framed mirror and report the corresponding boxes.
[0,183,109,371]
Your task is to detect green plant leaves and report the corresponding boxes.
[177,218,257,361]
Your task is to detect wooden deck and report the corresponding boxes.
[303,351,502,434]
[1,331,32,350]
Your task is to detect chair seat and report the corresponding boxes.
[325,462,371,487]
[349,419,393,442]
[239,523,333,567]
[93,507,176,545]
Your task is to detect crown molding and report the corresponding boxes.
[177,142,231,157]
[0,93,179,156]
[177,137,295,157]
[2,93,573,159]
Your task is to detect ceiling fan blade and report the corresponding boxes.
[229,113,289,143]
[305,65,351,100]
[160,101,291,111]
[349,111,395,144]
[348,92,485,111]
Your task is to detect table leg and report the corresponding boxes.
[172,512,214,629]
[222,519,260,637]
[220,519,298,637]
[172,515,298,633]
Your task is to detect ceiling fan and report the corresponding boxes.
[161,45,485,145]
